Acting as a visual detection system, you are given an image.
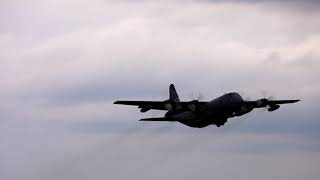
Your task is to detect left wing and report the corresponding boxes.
[114,100,208,112]
[114,101,167,111]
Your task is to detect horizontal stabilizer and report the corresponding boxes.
[268,100,300,104]
[139,117,174,121]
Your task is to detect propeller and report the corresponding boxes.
[261,90,274,100]
[188,92,205,101]
[186,92,205,112]
[197,93,204,101]
[239,91,251,101]
[259,90,275,112]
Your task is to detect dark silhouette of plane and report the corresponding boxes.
[114,84,299,128]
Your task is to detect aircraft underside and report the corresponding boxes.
[166,111,228,128]
[177,118,227,128]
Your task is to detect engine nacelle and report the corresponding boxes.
[256,98,268,107]
[268,104,280,112]
[187,100,199,112]
[140,105,152,112]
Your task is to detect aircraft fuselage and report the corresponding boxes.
[170,93,253,127]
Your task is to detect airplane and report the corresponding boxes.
[114,84,299,128]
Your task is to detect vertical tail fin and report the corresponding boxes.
[169,84,180,102]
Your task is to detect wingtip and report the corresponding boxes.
[139,118,150,121]
[287,100,300,104]
[113,101,119,104]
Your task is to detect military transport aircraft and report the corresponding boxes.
[114,84,299,128]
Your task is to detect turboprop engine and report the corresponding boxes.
[268,104,280,112]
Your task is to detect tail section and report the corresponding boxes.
[169,84,180,102]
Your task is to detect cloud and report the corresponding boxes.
[1,1,320,180]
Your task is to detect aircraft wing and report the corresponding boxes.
[244,99,300,110]
[114,101,167,110]
[245,99,299,105]
[114,100,208,111]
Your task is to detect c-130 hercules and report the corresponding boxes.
[114,84,299,128]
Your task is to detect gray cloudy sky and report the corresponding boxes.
[1,0,320,180]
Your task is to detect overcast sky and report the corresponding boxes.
[1,0,320,180]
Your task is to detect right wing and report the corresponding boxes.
[244,99,300,107]
[267,100,300,104]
